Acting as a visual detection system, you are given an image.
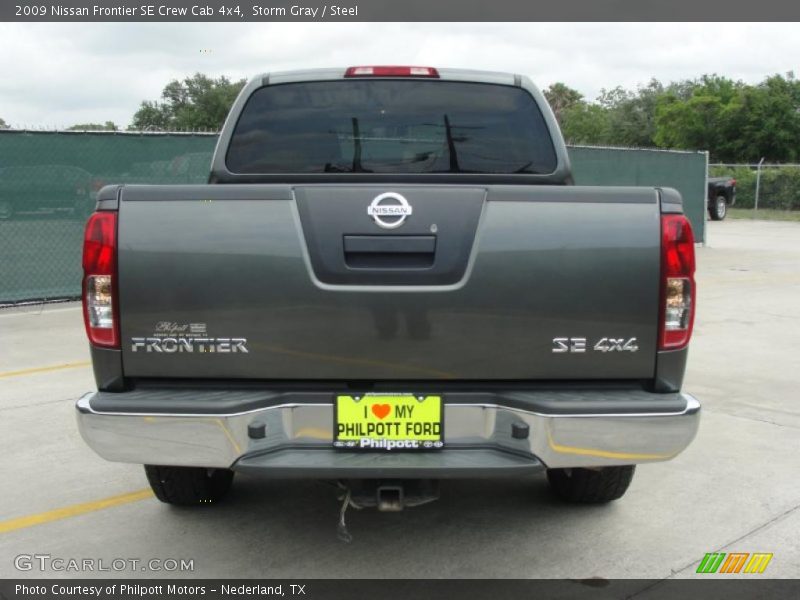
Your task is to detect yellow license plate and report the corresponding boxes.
[334,394,443,450]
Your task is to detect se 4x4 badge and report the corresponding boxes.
[552,337,639,353]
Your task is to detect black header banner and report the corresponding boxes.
[3,0,800,22]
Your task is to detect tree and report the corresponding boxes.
[543,83,584,124]
[130,73,246,131]
[655,92,726,154]
[721,74,800,162]
[611,80,664,148]
[0,117,8,129]
[587,80,667,148]
[67,121,118,131]
[558,80,667,148]
[560,103,612,145]
[652,74,800,162]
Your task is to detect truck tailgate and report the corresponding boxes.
[117,184,660,380]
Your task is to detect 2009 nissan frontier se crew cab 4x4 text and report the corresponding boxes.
[76,66,700,512]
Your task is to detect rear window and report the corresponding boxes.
[226,80,558,175]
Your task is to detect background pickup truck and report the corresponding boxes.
[707,176,736,221]
[76,66,700,510]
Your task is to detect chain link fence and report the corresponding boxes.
[0,131,707,305]
[0,130,217,304]
[710,163,800,211]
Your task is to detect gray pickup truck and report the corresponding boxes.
[76,66,700,510]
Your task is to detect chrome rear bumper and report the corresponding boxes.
[75,389,700,474]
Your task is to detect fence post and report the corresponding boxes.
[754,157,765,211]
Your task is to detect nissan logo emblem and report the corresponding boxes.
[367,192,413,229]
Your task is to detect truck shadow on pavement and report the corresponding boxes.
[147,475,618,578]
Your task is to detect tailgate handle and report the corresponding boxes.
[343,235,436,254]
[343,235,436,269]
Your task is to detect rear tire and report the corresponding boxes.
[547,466,635,503]
[709,195,727,221]
[144,465,234,506]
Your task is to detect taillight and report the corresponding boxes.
[344,66,439,78]
[82,212,119,348]
[659,214,696,350]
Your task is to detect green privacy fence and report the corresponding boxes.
[0,131,218,304]
[0,131,706,303]
[570,145,707,242]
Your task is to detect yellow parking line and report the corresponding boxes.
[0,361,91,379]
[0,489,154,534]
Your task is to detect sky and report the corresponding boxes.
[0,22,798,129]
